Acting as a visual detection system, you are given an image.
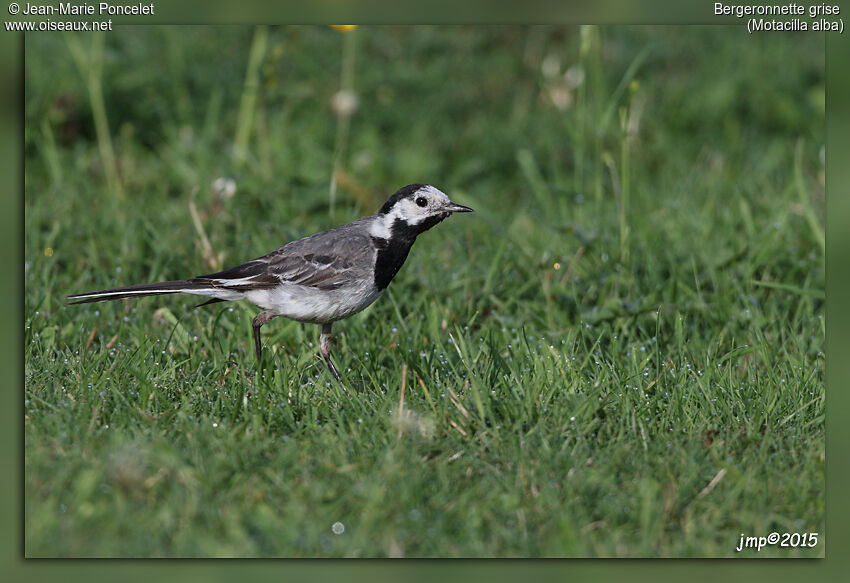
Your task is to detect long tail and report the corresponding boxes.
[67,280,230,305]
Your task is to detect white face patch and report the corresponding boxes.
[370,185,451,238]
[389,185,450,225]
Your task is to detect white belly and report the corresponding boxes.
[244,281,384,324]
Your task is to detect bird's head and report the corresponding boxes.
[372,184,473,240]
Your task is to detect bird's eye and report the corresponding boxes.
[415,196,428,208]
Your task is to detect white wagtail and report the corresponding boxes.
[67,184,473,380]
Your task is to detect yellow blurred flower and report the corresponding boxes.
[331,25,357,32]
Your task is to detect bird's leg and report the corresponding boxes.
[252,311,276,364]
[320,323,342,381]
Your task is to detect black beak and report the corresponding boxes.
[444,201,474,213]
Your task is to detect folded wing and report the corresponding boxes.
[193,220,376,292]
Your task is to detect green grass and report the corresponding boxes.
[24,26,824,557]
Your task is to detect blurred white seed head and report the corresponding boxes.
[548,85,573,111]
[211,177,237,201]
[564,65,585,89]
[541,54,561,79]
[332,89,359,118]
[393,409,436,439]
